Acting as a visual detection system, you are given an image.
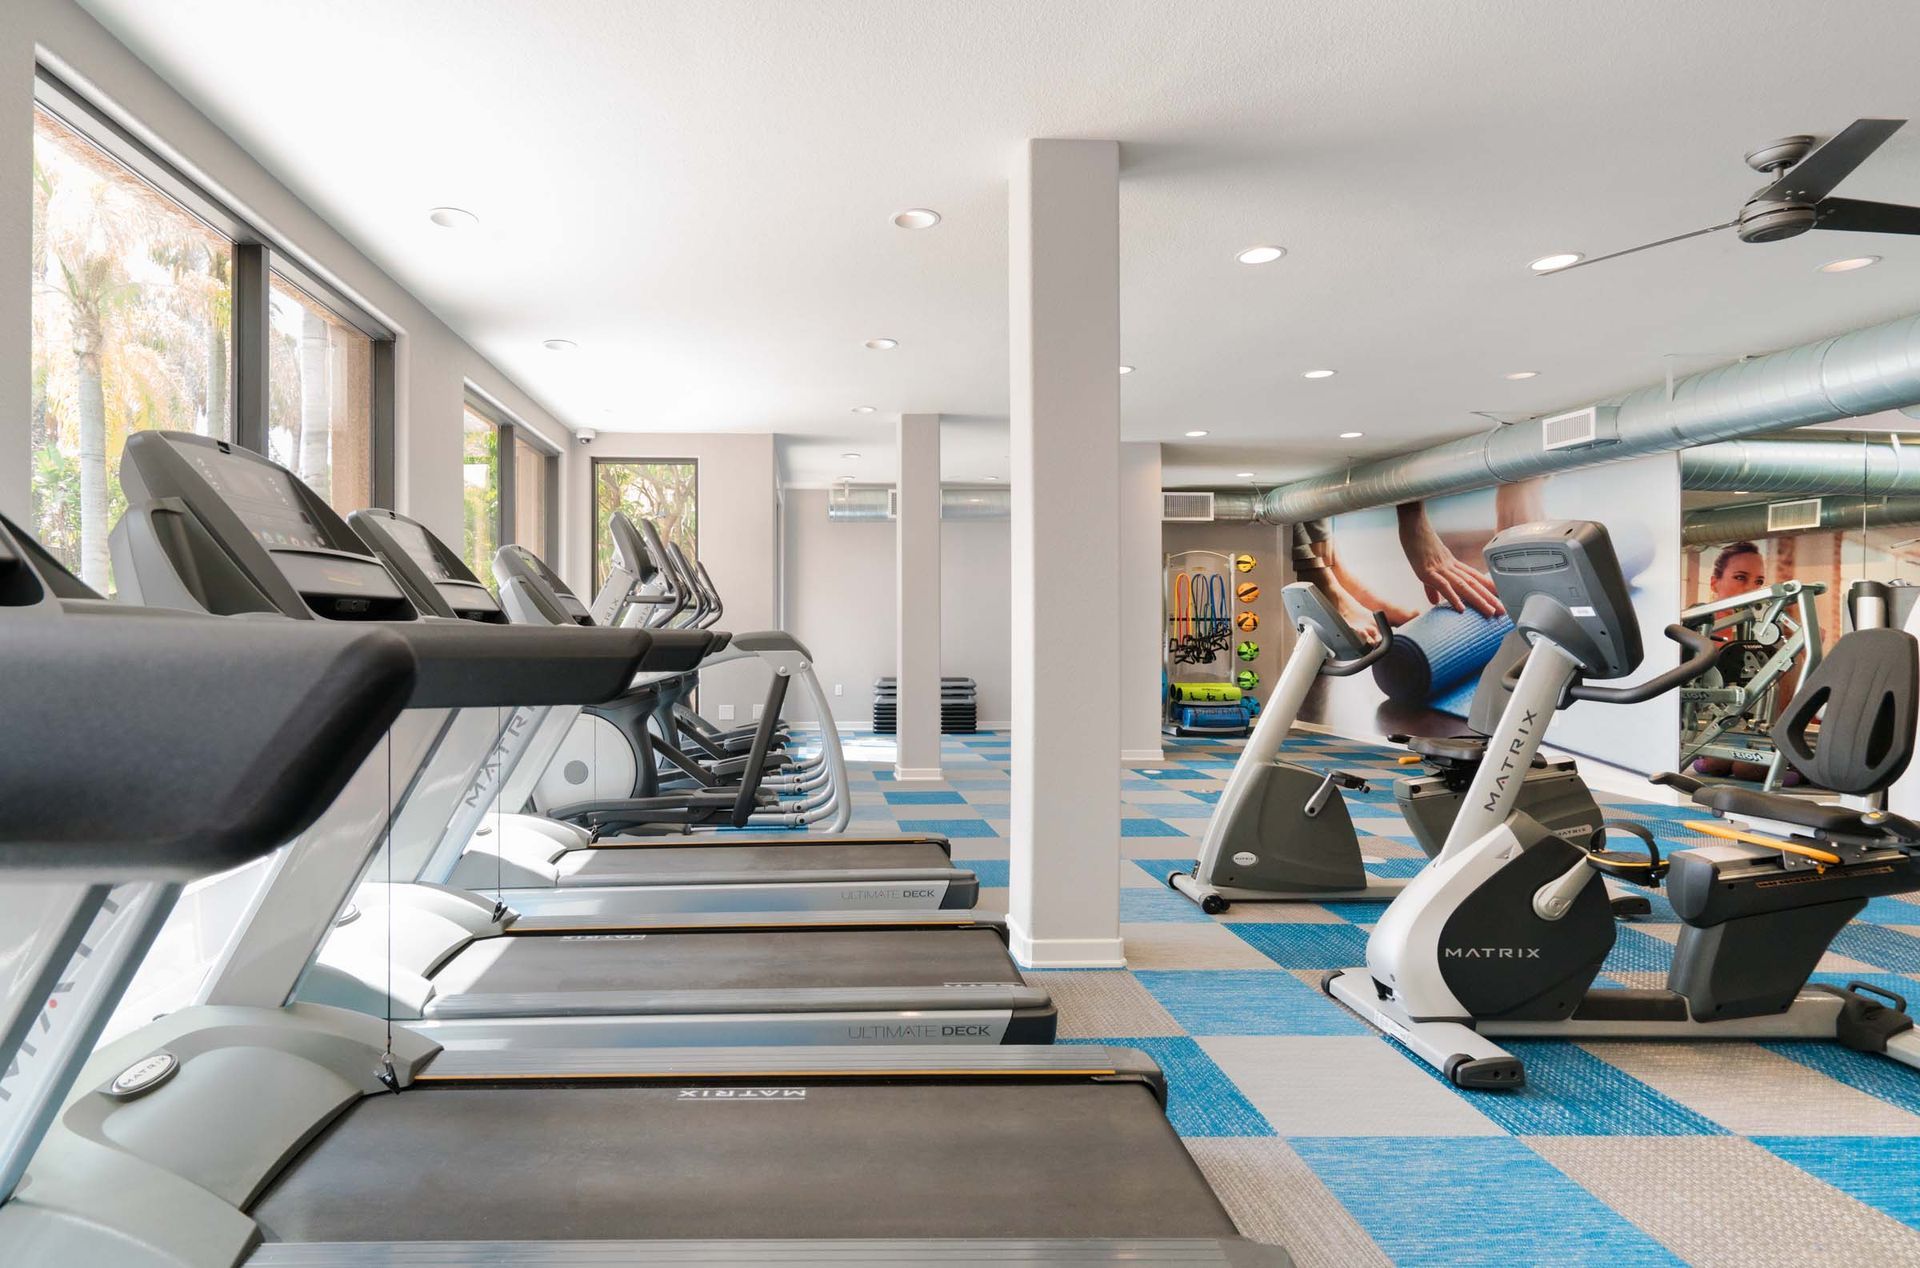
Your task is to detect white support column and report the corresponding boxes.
[1119,442,1165,763]
[1007,138,1124,968]
[894,413,944,780]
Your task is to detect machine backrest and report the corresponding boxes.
[1771,627,1919,794]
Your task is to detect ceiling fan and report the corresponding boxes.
[1544,118,1918,274]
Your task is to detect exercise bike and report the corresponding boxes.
[1169,581,1652,914]
[1324,518,1920,1088]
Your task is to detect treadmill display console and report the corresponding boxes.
[381,515,453,582]
[186,445,328,551]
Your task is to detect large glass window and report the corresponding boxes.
[462,406,499,582]
[512,431,551,558]
[29,106,233,591]
[594,459,697,592]
[267,273,373,513]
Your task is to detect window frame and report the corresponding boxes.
[465,392,562,566]
[33,68,396,509]
[590,456,699,595]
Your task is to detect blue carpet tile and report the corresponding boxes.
[821,727,1920,1263]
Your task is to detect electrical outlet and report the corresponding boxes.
[834,683,844,697]
[752,704,764,719]
[718,704,735,721]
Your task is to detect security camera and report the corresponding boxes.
[575,429,597,446]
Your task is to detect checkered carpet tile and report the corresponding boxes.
[818,727,1920,1266]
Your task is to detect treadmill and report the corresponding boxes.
[0,512,1285,1265]
[112,431,1055,1046]
[353,505,977,913]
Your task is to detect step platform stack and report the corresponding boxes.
[873,676,979,734]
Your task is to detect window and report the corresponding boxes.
[29,106,232,591]
[25,75,397,595]
[593,459,697,593]
[267,273,373,513]
[512,431,551,558]
[463,397,558,585]
[461,406,499,582]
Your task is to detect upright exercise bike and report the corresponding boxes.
[1169,581,1647,913]
[1325,518,1920,1088]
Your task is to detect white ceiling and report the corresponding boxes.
[80,0,1920,489]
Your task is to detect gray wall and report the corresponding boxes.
[781,488,1013,728]
[2,0,574,561]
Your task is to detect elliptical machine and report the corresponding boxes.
[1169,581,1650,913]
[1325,519,1920,1088]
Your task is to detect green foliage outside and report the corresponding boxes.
[594,460,697,592]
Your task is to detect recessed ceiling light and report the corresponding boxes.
[1185,430,1209,438]
[983,476,1000,481]
[1529,252,1584,272]
[841,452,861,460]
[428,206,478,230]
[1119,364,1134,374]
[542,338,577,352]
[892,208,941,230]
[1302,369,1337,379]
[851,405,876,414]
[1504,370,1540,380]
[865,338,898,350]
[1235,471,1256,479]
[1339,431,1364,439]
[1236,245,1286,265]
[1819,255,1881,273]
[968,497,983,504]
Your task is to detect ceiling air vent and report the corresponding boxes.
[1767,497,1823,533]
[1539,405,1620,452]
[1162,491,1216,522]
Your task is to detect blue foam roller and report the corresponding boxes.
[1371,605,1515,702]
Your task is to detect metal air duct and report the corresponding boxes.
[1680,438,1920,496]
[824,485,1012,521]
[1247,311,1920,523]
[1683,494,1920,546]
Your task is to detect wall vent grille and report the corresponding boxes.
[1162,491,1216,522]
[1768,497,1823,532]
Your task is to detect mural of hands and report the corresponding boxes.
[1396,502,1504,617]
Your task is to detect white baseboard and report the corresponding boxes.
[1120,747,1165,763]
[894,766,945,781]
[1007,918,1127,969]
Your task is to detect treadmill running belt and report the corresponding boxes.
[431,926,1024,996]
[249,1082,1240,1242]
[566,841,955,880]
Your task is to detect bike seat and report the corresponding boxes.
[1694,785,1878,835]
[1395,733,1487,763]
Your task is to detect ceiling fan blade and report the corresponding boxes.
[1815,197,1920,235]
[1538,223,1735,274]
[1761,118,1906,202]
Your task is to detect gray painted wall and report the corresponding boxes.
[781,488,1013,728]
[2,0,574,562]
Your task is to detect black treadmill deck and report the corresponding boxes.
[566,840,957,881]
[437,925,1025,994]
[249,1082,1239,1243]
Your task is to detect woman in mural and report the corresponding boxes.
[1691,539,1806,783]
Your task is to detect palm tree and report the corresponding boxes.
[298,306,332,501]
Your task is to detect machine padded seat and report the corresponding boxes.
[1693,785,1878,834]
[1402,734,1489,763]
